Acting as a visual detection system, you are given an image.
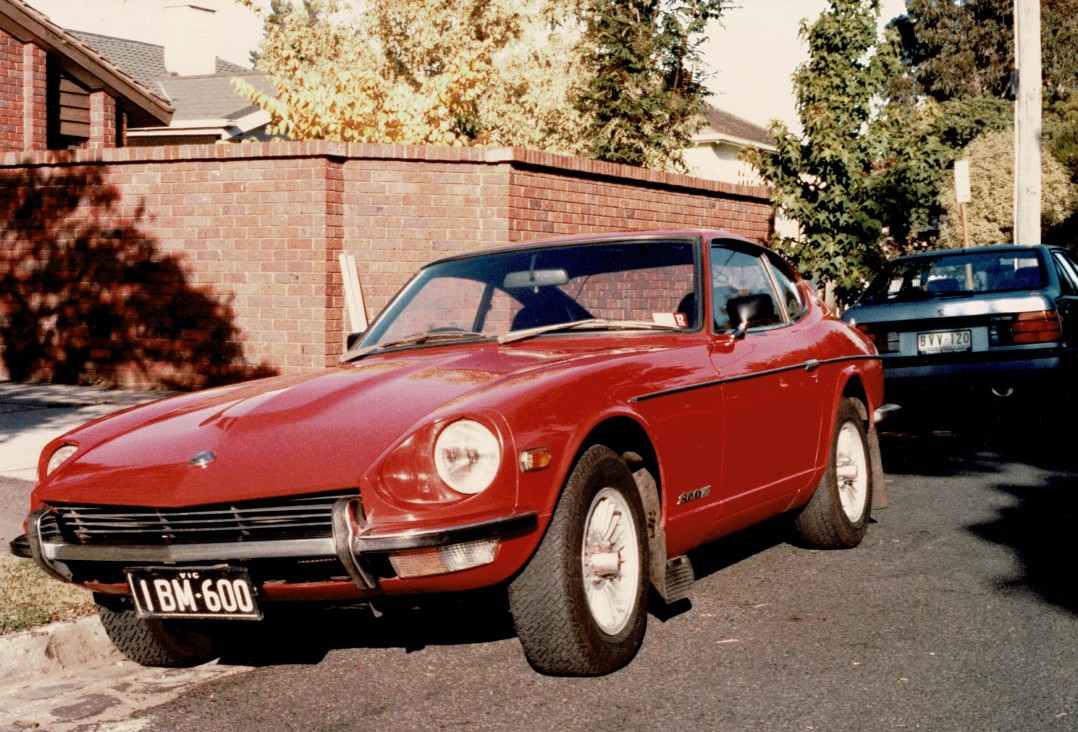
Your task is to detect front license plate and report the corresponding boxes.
[126,566,262,620]
[917,330,971,354]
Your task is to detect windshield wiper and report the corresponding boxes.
[341,330,486,363]
[498,319,680,345]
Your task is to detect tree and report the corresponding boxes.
[575,0,728,171]
[235,0,586,150]
[868,95,1012,250]
[237,0,728,171]
[936,128,1077,247]
[892,0,1078,103]
[745,0,892,305]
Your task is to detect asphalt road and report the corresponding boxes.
[3,402,1076,731]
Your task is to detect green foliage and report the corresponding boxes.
[575,0,728,171]
[237,0,728,171]
[868,95,1012,250]
[936,128,1077,248]
[892,0,1077,103]
[1046,91,1078,183]
[745,0,890,304]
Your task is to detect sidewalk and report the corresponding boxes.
[0,380,171,481]
[0,381,174,701]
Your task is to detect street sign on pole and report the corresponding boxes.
[955,160,971,204]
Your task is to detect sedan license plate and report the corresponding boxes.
[126,566,261,620]
[917,330,971,354]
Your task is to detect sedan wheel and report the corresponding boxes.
[508,445,649,676]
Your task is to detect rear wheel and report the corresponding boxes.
[794,398,873,548]
[508,445,649,676]
[96,596,218,668]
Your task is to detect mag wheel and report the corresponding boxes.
[794,397,873,548]
[96,596,218,668]
[508,445,649,676]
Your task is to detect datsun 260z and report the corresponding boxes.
[14,231,890,676]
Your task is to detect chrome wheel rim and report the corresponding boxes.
[581,488,640,635]
[835,421,869,522]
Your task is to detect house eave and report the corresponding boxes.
[0,0,173,127]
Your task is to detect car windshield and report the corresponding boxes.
[858,250,1047,304]
[352,238,698,355]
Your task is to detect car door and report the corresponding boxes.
[707,241,827,522]
[1051,249,1078,351]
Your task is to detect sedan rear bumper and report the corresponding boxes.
[881,347,1070,381]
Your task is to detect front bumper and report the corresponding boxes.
[13,498,537,593]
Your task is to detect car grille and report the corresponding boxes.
[45,489,359,546]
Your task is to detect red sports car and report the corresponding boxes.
[14,230,888,676]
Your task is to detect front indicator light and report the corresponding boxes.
[520,447,553,472]
[388,539,498,578]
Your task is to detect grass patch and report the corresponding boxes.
[0,552,95,635]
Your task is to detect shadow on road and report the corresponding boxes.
[880,396,1077,616]
[970,473,1077,614]
[214,589,518,667]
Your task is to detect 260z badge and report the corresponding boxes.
[677,485,711,505]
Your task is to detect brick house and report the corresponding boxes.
[0,0,172,151]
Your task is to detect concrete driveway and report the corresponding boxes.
[0,381,169,549]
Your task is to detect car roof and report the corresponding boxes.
[425,229,763,267]
[888,244,1055,263]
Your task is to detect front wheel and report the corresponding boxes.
[794,397,874,548]
[96,596,218,668]
[508,445,649,676]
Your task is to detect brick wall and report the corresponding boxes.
[0,31,20,150]
[0,141,773,389]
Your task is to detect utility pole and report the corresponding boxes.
[1013,0,1041,246]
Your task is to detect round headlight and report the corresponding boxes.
[434,420,501,495]
[46,444,78,476]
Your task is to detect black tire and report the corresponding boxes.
[508,445,649,676]
[794,397,874,548]
[96,596,218,668]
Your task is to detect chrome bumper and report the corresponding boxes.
[18,500,538,591]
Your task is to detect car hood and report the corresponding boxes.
[34,342,660,508]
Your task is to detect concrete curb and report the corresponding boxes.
[0,615,122,684]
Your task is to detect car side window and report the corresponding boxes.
[710,244,783,332]
[764,254,805,321]
[1052,252,1078,296]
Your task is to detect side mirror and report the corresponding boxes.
[727,294,777,338]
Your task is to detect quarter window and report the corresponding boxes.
[710,244,782,332]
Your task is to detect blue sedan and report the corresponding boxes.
[842,244,1078,405]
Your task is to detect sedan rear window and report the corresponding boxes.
[859,251,1047,304]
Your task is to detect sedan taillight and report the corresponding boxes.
[855,324,898,354]
[1011,310,1062,344]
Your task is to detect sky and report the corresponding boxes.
[703,0,909,130]
[27,0,910,133]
